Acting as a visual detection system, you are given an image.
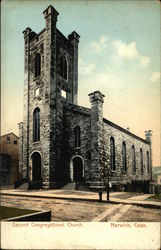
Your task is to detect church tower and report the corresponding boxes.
[19,5,80,188]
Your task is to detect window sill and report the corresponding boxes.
[74,147,80,150]
[59,75,68,83]
[34,95,42,100]
[61,96,66,101]
[33,141,40,145]
[110,170,116,173]
[33,76,41,82]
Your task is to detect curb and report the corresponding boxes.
[1,192,161,209]
[3,210,51,221]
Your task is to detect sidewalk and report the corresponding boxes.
[1,189,160,209]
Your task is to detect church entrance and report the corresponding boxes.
[32,152,41,182]
[73,156,83,182]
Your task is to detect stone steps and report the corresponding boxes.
[17,182,29,190]
[61,182,76,190]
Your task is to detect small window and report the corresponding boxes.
[34,88,40,97]
[110,137,115,171]
[61,89,66,98]
[6,136,10,143]
[132,145,136,173]
[14,138,17,145]
[35,53,41,77]
[60,55,67,80]
[74,126,80,147]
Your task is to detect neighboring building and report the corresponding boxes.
[0,133,19,186]
[157,175,161,185]
[0,154,11,186]
[19,5,153,192]
[153,166,161,184]
[152,167,161,194]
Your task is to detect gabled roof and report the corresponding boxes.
[103,118,149,144]
[0,132,19,139]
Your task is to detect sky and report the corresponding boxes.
[1,0,160,166]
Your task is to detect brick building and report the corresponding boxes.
[0,133,19,186]
[19,5,153,192]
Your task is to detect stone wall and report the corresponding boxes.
[19,5,152,191]
[88,91,105,187]
[20,5,80,188]
[60,103,91,186]
[103,119,152,186]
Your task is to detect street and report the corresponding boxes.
[1,191,160,222]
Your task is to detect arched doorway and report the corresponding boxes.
[32,152,41,181]
[73,157,83,182]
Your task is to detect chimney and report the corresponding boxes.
[145,130,153,143]
[88,91,105,188]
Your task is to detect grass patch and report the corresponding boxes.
[147,194,161,202]
[0,206,38,220]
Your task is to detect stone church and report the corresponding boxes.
[18,5,153,192]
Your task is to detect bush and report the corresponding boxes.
[155,185,161,194]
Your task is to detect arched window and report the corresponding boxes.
[110,137,115,171]
[132,145,136,173]
[140,148,143,174]
[35,53,41,77]
[147,151,150,173]
[33,108,40,142]
[122,142,127,172]
[74,126,80,147]
[60,55,67,80]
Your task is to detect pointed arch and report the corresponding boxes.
[132,145,136,173]
[147,151,150,173]
[122,141,127,172]
[35,53,41,77]
[110,137,115,171]
[33,107,40,142]
[60,55,67,80]
[31,151,41,181]
[74,126,80,147]
[140,148,143,174]
[70,155,84,182]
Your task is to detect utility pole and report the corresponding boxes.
[107,166,111,201]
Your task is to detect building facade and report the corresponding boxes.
[0,133,19,186]
[19,5,153,192]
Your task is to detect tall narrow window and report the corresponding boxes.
[35,53,41,77]
[140,148,143,174]
[60,55,67,80]
[74,126,80,147]
[110,137,115,171]
[33,108,40,142]
[122,142,127,172]
[132,145,136,173]
[147,151,150,173]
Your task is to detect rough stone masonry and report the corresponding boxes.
[18,5,153,193]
